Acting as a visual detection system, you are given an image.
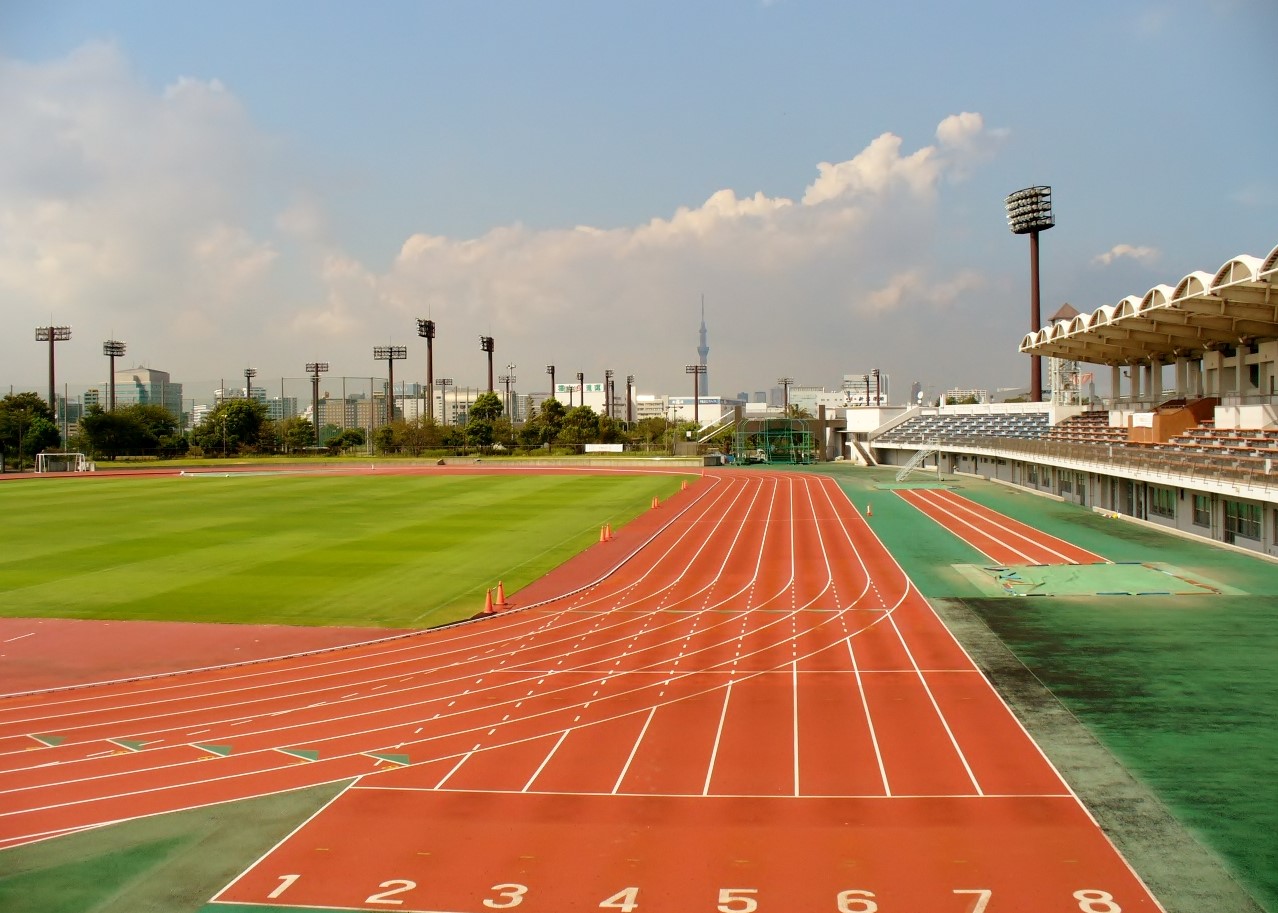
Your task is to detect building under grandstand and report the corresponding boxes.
[844,242,1278,560]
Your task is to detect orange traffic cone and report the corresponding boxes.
[483,589,494,614]
[681,480,688,491]
[495,580,506,607]
[652,496,660,509]
[605,523,613,541]
[600,525,608,542]
[866,504,873,518]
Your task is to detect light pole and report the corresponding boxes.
[499,371,516,420]
[479,336,495,392]
[575,372,584,409]
[436,378,454,426]
[872,368,881,406]
[417,318,436,423]
[35,325,71,414]
[1005,185,1055,402]
[604,369,614,419]
[306,361,329,444]
[373,345,408,425]
[686,364,707,428]
[103,340,126,411]
[777,376,794,415]
[546,364,556,401]
[243,367,257,401]
[626,374,634,424]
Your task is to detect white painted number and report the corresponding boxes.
[1074,889,1121,913]
[600,886,640,911]
[954,889,992,913]
[718,887,759,913]
[483,883,529,909]
[267,874,299,899]
[837,889,879,913]
[365,880,417,905]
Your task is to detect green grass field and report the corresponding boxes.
[0,470,688,628]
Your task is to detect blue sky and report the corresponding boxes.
[2,0,1275,403]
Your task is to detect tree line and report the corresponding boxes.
[0,390,705,464]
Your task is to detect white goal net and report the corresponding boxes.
[35,452,95,473]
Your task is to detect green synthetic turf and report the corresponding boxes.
[0,471,687,628]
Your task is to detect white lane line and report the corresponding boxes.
[4,633,35,643]
[792,659,800,798]
[847,636,890,797]
[522,730,570,792]
[613,706,656,795]
[702,680,733,796]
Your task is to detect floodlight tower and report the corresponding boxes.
[872,367,881,406]
[1005,185,1055,402]
[103,340,126,411]
[416,318,436,422]
[546,364,556,400]
[575,372,584,409]
[604,369,614,419]
[373,345,408,423]
[306,361,329,444]
[436,378,454,425]
[243,367,257,401]
[35,325,72,412]
[777,376,794,415]
[626,374,634,423]
[479,336,495,392]
[686,364,707,428]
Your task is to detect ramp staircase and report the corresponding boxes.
[895,445,937,481]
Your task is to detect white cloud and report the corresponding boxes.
[1092,244,1161,267]
[0,42,1012,396]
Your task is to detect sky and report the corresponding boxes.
[2,0,1275,405]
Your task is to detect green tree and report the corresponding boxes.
[22,416,62,460]
[469,391,504,422]
[193,398,269,456]
[628,416,668,451]
[279,416,316,452]
[326,427,366,455]
[0,393,58,469]
[559,405,600,445]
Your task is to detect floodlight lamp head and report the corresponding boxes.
[36,326,72,342]
[416,318,436,339]
[103,340,126,357]
[306,362,330,375]
[1004,185,1055,234]
[479,336,494,353]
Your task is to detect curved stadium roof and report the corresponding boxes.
[1020,242,1278,366]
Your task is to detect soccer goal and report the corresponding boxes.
[35,452,95,473]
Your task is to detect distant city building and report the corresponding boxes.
[941,387,990,404]
[837,372,891,406]
[111,366,183,418]
[910,381,923,405]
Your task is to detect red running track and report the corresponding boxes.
[896,486,1108,565]
[0,471,1160,912]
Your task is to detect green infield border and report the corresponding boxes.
[810,463,1277,911]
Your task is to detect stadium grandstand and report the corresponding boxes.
[854,242,1278,559]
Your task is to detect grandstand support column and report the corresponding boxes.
[1174,356,1188,397]
[1111,364,1122,406]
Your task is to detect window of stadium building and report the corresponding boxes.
[1059,474,1072,495]
[1224,500,1262,541]
[1150,486,1175,520]
[1027,465,1038,485]
[1193,495,1211,528]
